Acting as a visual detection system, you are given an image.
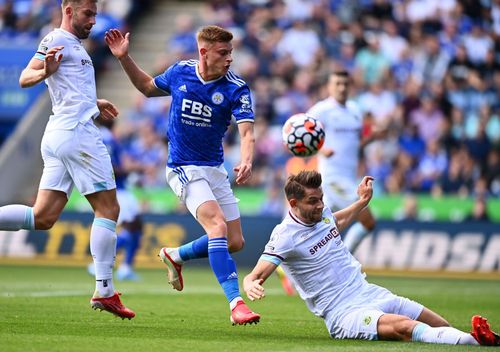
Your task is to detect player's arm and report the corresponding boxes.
[19,46,64,88]
[243,259,277,301]
[105,29,165,97]
[333,176,374,232]
[234,121,255,185]
[96,99,119,120]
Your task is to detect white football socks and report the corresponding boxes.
[0,205,34,230]
[412,323,479,345]
[90,218,117,298]
[343,222,370,253]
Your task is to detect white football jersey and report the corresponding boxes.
[261,207,367,319]
[34,28,99,131]
[307,98,363,181]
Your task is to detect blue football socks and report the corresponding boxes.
[208,237,240,303]
[179,234,209,261]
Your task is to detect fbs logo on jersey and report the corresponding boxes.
[212,92,224,105]
[181,98,212,123]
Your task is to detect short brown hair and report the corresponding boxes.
[196,25,233,44]
[285,170,322,201]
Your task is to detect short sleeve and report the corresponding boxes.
[153,64,175,95]
[232,85,254,123]
[34,32,67,61]
[260,225,294,266]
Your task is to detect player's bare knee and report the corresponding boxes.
[97,202,120,221]
[228,237,245,252]
[362,218,376,231]
[207,219,227,237]
[395,320,416,341]
[110,202,120,219]
[34,215,58,230]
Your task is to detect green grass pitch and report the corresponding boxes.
[1,265,499,352]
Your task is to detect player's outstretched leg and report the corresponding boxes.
[208,237,260,325]
[471,315,500,346]
[90,291,135,320]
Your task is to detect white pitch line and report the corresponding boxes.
[0,287,286,298]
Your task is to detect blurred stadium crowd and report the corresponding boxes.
[1,0,499,218]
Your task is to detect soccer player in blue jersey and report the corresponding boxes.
[105,25,260,325]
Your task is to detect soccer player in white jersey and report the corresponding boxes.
[0,0,134,319]
[105,25,260,325]
[307,70,377,252]
[243,170,499,346]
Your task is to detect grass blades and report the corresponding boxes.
[1,265,499,352]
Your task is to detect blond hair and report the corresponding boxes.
[62,0,96,7]
[196,25,233,45]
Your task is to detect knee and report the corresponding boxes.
[34,214,58,230]
[209,218,228,237]
[100,202,120,221]
[110,202,120,220]
[363,218,376,231]
[228,237,245,253]
[394,320,417,341]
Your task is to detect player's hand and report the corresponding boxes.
[244,279,265,301]
[357,176,374,204]
[234,162,252,185]
[321,147,334,158]
[105,29,130,59]
[44,46,64,76]
[97,99,119,120]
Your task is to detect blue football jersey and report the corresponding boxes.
[153,59,254,167]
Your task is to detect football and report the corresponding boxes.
[282,113,325,157]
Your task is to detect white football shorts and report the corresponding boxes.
[116,189,140,224]
[327,283,424,340]
[39,120,116,196]
[322,176,358,211]
[166,164,240,221]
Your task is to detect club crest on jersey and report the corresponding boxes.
[322,217,330,224]
[212,92,224,105]
[240,94,250,105]
[42,35,53,44]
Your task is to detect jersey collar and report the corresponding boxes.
[328,97,346,108]
[288,210,316,227]
[195,64,224,85]
[56,28,82,43]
